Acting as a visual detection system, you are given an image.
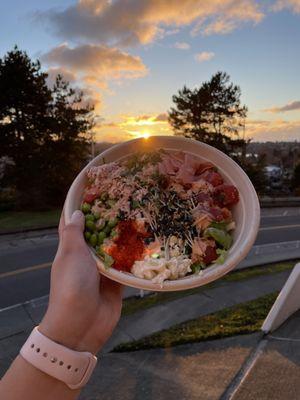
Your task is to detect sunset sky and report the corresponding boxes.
[1,0,300,142]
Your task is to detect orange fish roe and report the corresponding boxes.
[109,220,147,272]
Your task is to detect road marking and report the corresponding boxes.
[259,224,300,231]
[0,262,51,280]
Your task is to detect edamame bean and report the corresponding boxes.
[89,233,98,247]
[81,203,91,213]
[85,214,95,222]
[85,220,96,231]
[93,211,101,220]
[110,229,118,238]
[84,231,91,240]
[98,231,106,244]
[107,217,119,228]
[97,245,105,257]
[103,225,111,235]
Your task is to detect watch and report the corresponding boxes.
[20,327,97,389]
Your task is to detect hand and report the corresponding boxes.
[39,210,123,354]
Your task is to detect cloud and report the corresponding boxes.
[272,0,300,13]
[119,113,169,127]
[173,41,190,50]
[264,100,300,113]
[95,112,171,142]
[45,67,102,111]
[195,51,215,62]
[246,118,300,141]
[101,122,119,128]
[38,0,264,46]
[77,87,102,112]
[42,43,148,87]
[46,67,77,87]
[154,113,168,121]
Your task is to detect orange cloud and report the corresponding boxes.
[195,51,215,63]
[97,114,300,143]
[272,0,300,13]
[45,67,102,111]
[173,42,190,50]
[96,112,172,142]
[46,67,77,87]
[246,118,300,141]
[42,43,148,85]
[264,100,300,113]
[39,0,264,46]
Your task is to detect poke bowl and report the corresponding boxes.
[64,136,260,291]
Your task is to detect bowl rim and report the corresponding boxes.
[64,135,260,291]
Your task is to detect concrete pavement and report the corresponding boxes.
[0,328,260,400]
[224,311,300,400]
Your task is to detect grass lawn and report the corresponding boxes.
[115,292,278,352]
[0,209,61,233]
[122,261,296,317]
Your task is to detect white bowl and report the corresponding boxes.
[64,136,260,291]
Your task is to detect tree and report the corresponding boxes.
[168,71,270,194]
[0,47,93,208]
[43,75,94,205]
[240,154,267,194]
[168,71,247,155]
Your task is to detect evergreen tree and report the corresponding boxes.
[0,47,93,208]
[168,71,247,155]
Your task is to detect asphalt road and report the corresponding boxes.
[1,208,300,309]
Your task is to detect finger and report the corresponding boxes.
[61,210,86,253]
[58,210,66,240]
[100,275,123,303]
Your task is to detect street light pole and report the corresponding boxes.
[91,130,95,159]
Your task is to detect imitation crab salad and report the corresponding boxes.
[81,150,239,285]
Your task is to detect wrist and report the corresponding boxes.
[39,315,100,355]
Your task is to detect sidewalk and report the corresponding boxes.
[228,310,300,400]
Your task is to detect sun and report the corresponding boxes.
[141,131,150,139]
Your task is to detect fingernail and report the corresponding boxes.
[71,210,84,223]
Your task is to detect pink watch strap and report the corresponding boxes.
[20,327,97,389]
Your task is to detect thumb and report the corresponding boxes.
[70,209,85,229]
[60,210,86,253]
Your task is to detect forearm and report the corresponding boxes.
[0,355,80,400]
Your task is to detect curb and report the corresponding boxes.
[0,225,57,236]
[237,241,300,270]
[260,197,300,208]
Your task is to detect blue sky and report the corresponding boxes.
[1,0,300,142]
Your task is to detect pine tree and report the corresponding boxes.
[168,71,247,155]
[0,47,93,208]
